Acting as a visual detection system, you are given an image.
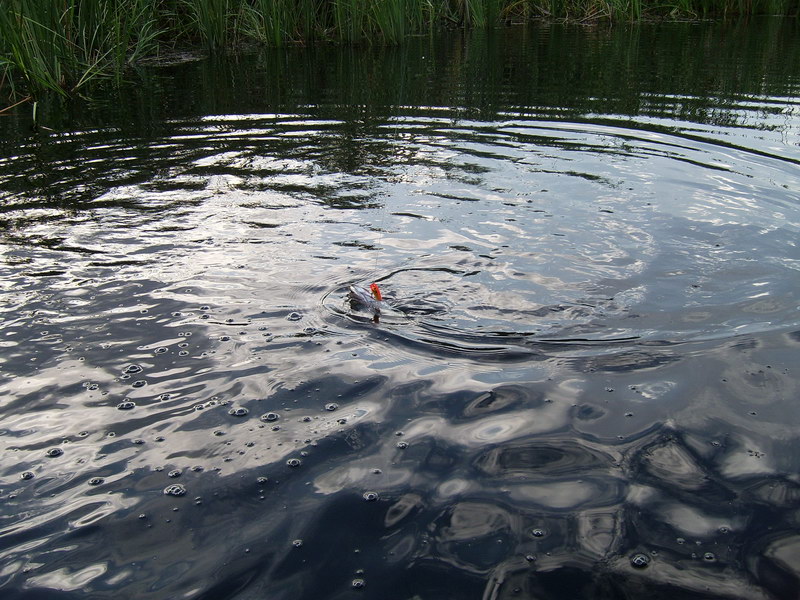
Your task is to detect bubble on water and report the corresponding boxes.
[363,491,379,501]
[46,448,63,458]
[703,552,716,561]
[138,513,147,519]
[325,403,339,412]
[124,364,143,374]
[20,471,34,480]
[88,477,104,486]
[525,554,536,563]
[286,458,302,468]
[351,578,365,589]
[163,484,186,497]
[117,401,136,410]
[630,553,651,568]
[292,539,303,547]
[261,412,279,422]
[229,407,249,417]
[132,380,147,388]
[531,528,545,538]
[257,476,268,484]
[287,312,303,321]
[168,470,182,478]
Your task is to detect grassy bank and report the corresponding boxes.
[1,0,798,99]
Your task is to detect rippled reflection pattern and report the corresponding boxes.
[1,22,800,600]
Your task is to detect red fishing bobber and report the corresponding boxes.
[348,282,384,323]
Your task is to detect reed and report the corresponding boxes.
[239,0,294,46]
[0,0,161,96]
[370,0,408,43]
[1,0,798,99]
[184,0,232,49]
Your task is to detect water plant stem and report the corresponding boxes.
[0,94,32,115]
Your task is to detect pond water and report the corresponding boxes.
[1,17,800,600]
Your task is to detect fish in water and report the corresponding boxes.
[348,283,383,322]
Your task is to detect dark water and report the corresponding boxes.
[1,18,800,600]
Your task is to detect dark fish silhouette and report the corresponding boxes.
[348,283,383,323]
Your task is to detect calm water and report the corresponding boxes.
[1,18,800,600]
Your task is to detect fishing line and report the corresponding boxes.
[373,192,389,281]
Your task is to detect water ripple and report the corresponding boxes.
[0,57,799,598]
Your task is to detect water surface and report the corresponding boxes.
[1,18,800,600]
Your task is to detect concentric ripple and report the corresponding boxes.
[1,22,800,600]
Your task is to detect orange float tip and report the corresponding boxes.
[369,283,382,301]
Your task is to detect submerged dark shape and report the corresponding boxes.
[348,283,384,323]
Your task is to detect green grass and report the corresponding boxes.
[0,0,162,97]
[1,0,798,98]
[184,0,232,49]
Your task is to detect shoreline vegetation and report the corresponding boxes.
[0,0,798,101]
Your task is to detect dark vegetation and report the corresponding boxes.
[0,0,798,100]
